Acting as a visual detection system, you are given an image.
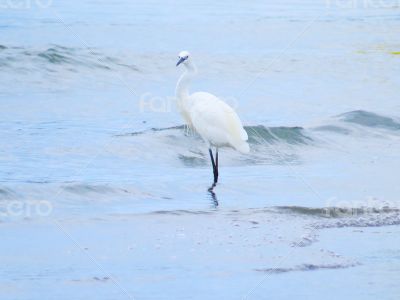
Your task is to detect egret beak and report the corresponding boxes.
[176,57,185,66]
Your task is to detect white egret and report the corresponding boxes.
[175,51,249,184]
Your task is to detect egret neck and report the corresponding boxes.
[175,60,197,125]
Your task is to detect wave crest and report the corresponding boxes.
[338,110,400,130]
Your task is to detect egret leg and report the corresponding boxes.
[208,148,218,184]
[215,148,219,181]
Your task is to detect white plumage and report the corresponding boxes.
[188,92,249,153]
[175,51,249,184]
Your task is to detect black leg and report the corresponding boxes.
[208,148,218,184]
[208,148,219,206]
[209,148,216,169]
[215,149,219,180]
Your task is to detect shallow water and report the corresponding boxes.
[1,1,400,299]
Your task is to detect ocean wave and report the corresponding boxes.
[121,110,400,150]
[276,205,400,218]
[274,205,400,230]
[254,262,360,274]
[310,110,400,138]
[337,110,400,131]
[113,110,400,167]
[0,44,140,73]
[246,125,312,145]
[150,210,213,216]
[62,183,125,195]
[311,125,351,135]
[313,212,400,229]
[115,125,310,166]
[121,125,313,145]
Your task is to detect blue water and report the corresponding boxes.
[1,1,400,299]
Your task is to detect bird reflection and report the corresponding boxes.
[208,183,218,207]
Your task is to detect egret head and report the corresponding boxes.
[176,51,190,67]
